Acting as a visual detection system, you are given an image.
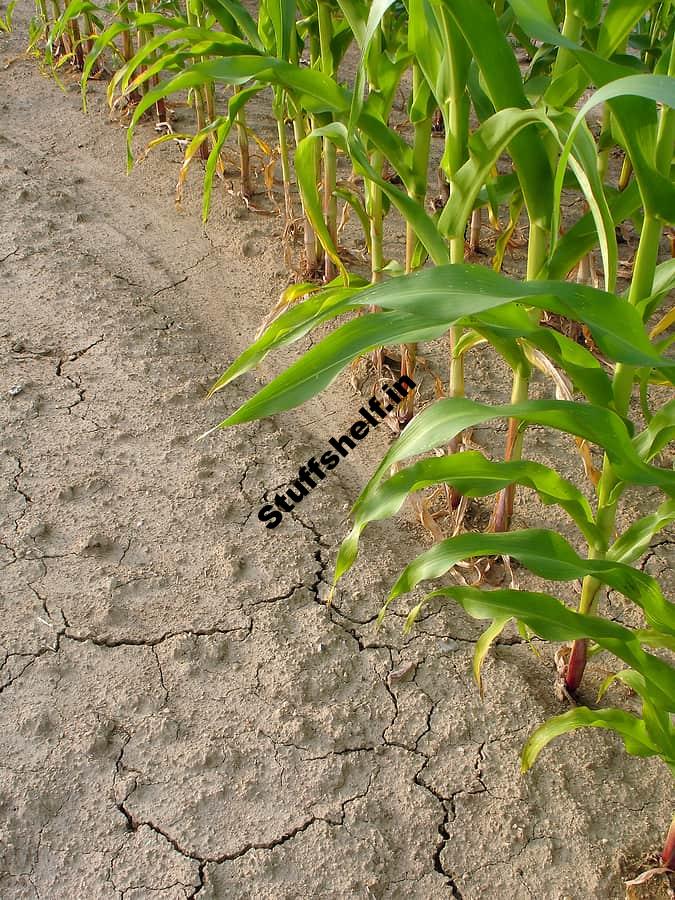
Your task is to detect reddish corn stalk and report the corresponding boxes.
[398,345,417,427]
[564,638,587,693]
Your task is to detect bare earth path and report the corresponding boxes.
[1,14,673,900]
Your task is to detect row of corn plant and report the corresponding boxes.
[31,0,675,877]
[196,3,675,876]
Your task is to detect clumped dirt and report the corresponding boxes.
[1,11,674,900]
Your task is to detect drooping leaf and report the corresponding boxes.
[387,529,675,636]
[424,586,675,714]
[521,707,664,771]
[474,616,511,698]
[208,310,450,428]
[333,452,602,585]
[607,499,675,564]
[213,265,673,434]
[207,278,367,395]
[355,396,675,504]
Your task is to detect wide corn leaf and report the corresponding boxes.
[212,264,673,430]
[521,707,667,772]
[386,529,675,636]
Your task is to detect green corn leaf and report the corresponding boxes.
[386,529,675,635]
[122,51,207,100]
[467,57,495,123]
[634,399,675,461]
[207,0,262,48]
[357,113,416,190]
[202,84,264,222]
[423,587,675,714]
[294,131,348,279]
[467,325,528,375]
[480,173,522,210]
[409,0,470,179]
[214,277,673,481]
[407,0,447,111]
[634,630,675,653]
[364,0,396,47]
[113,22,261,98]
[641,698,675,770]
[610,670,675,773]
[205,0,245,35]
[348,265,667,370]
[597,667,646,702]
[467,303,614,406]
[334,453,601,584]
[346,0,398,129]
[216,345,669,470]
[334,0,368,47]
[549,107,618,291]
[50,0,99,40]
[119,37,264,97]
[131,12,188,30]
[334,187,373,254]
[510,0,658,67]
[210,310,450,429]
[197,55,351,112]
[598,0,661,57]
[545,181,641,280]
[213,264,669,409]
[208,279,367,395]
[452,329,486,360]
[296,122,450,266]
[125,68,223,168]
[638,258,675,320]
[261,0,296,57]
[521,707,663,772]
[81,22,133,108]
[438,107,550,239]
[337,114,444,254]
[111,27,230,98]
[126,54,352,162]
[0,0,15,31]
[510,10,675,219]
[446,0,531,110]
[607,499,675,564]
[554,75,675,246]
[474,616,512,697]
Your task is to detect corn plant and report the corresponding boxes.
[0,0,16,32]
[44,0,100,68]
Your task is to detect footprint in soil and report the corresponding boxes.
[240,228,264,258]
[80,532,128,563]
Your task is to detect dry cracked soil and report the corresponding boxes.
[1,8,674,900]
